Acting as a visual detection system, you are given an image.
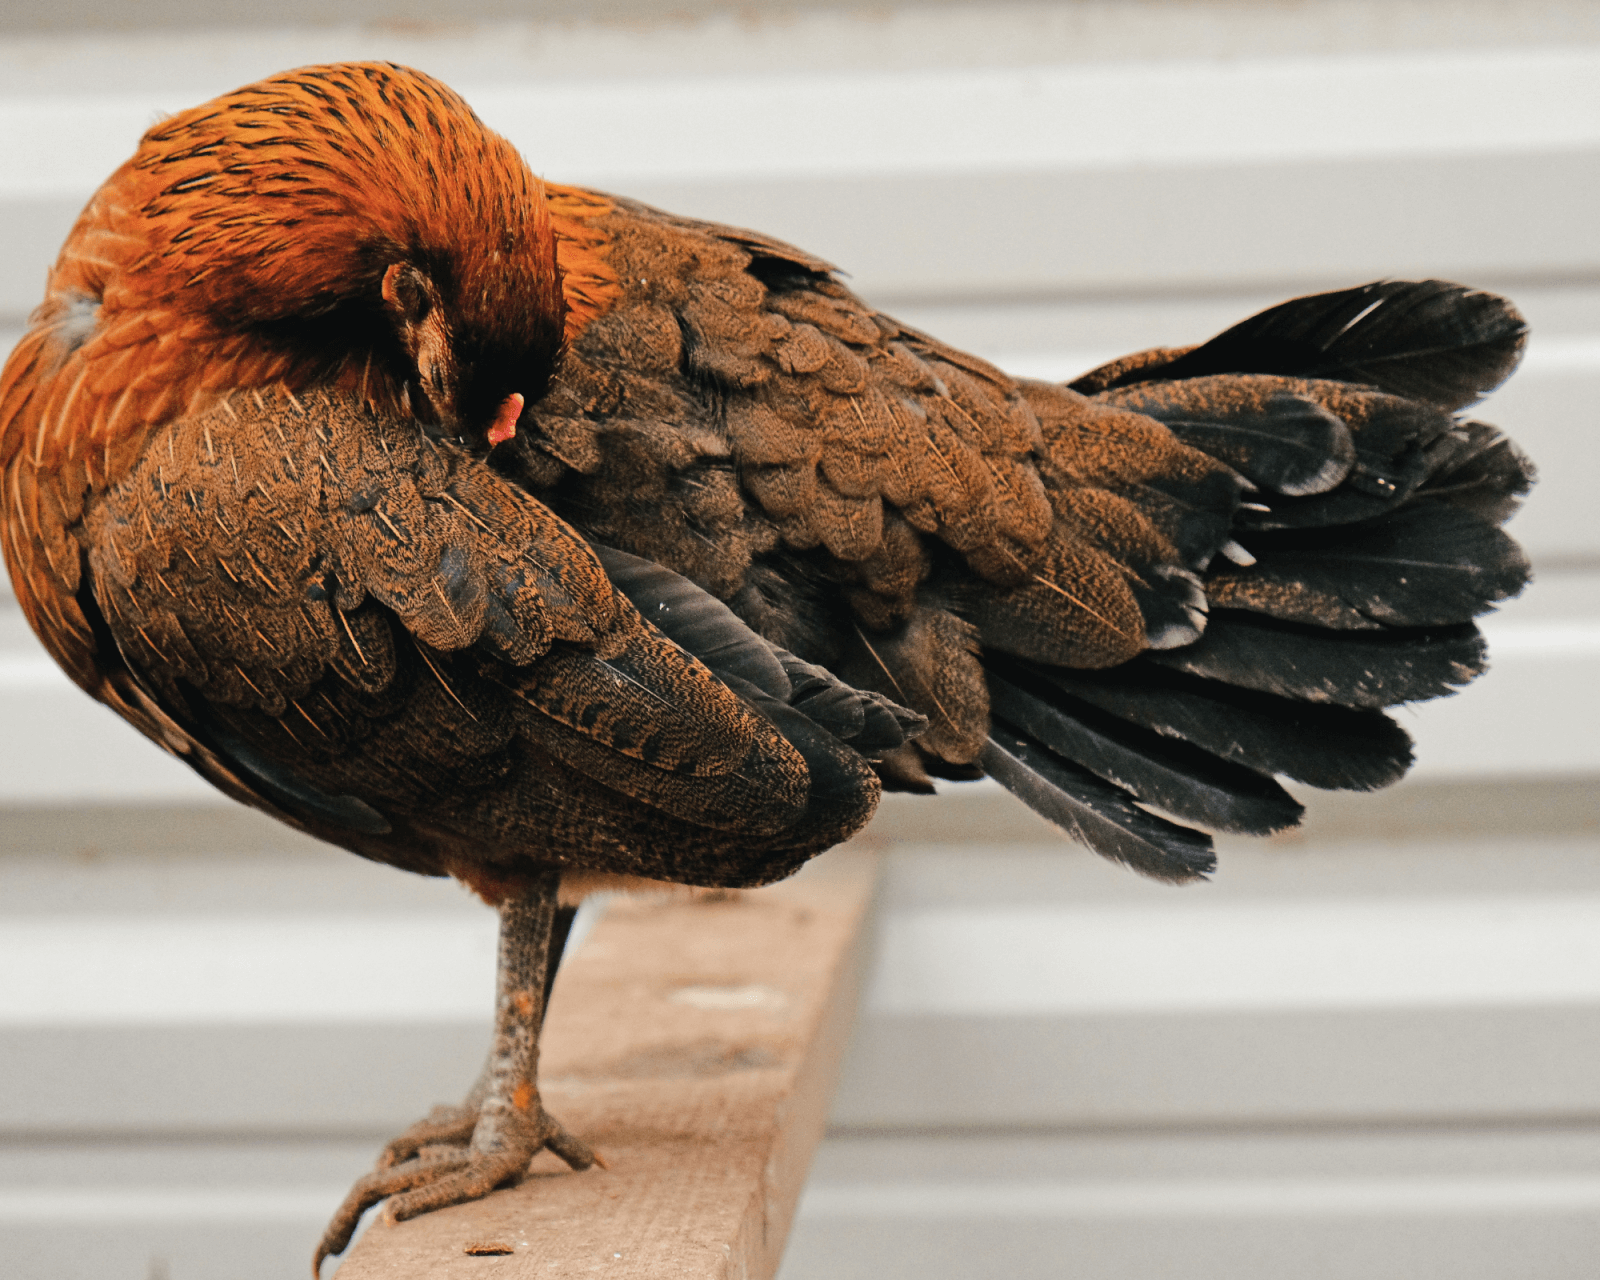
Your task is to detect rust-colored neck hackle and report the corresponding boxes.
[57,61,566,439]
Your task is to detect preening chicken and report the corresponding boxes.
[0,62,1533,1269]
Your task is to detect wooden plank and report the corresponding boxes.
[329,847,880,1280]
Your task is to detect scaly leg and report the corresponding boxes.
[367,904,580,1169]
[314,880,596,1273]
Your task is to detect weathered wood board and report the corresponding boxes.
[331,847,880,1279]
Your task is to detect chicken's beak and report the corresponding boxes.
[487,392,524,447]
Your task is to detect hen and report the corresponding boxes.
[0,62,1532,1269]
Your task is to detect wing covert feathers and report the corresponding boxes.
[76,391,904,887]
[591,543,924,753]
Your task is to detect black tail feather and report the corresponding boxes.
[1216,505,1530,631]
[1029,662,1414,791]
[1415,421,1537,527]
[1089,280,1528,411]
[1148,610,1487,708]
[980,280,1528,877]
[982,726,1217,882]
[987,664,1303,835]
[1238,392,1454,530]
[1112,381,1357,497]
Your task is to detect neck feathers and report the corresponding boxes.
[46,62,564,421]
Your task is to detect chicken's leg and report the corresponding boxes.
[314,877,598,1273]
[363,904,581,1166]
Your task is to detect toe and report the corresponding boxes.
[315,1151,471,1269]
[384,1150,530,1223]
[378,1105,478,1168]
[539,1117,600,1171]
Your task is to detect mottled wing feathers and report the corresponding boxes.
[88,389,610,701]
[81,390,886,880]
[525,193,1060,617]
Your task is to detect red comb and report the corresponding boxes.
[487,392,524,447]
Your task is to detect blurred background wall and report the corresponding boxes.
[0,3,1596,1278]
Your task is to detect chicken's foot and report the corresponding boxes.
[313,883,596,1273]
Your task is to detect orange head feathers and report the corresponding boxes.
[50,61,567,441]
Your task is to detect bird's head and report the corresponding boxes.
[108,61,564,448]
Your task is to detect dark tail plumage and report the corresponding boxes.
[981,281,1535,881]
